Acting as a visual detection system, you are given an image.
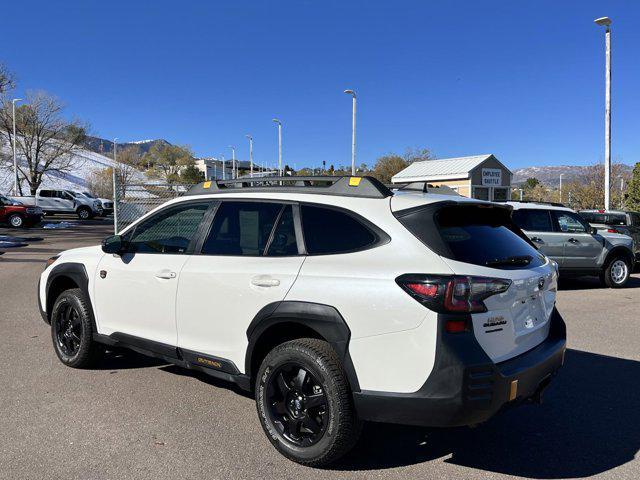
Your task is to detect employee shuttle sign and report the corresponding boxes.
[482,168,502,186]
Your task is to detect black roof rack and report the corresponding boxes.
[185,175,393,199]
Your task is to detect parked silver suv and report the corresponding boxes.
[509,202,635,287]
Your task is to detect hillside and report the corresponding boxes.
[84,136,171,155]
[0,139,151,195]
[512,164,634,187]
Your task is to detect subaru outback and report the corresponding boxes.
[39,176,566,467]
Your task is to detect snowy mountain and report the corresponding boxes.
[83,136,171,155]
[512,164,634,187]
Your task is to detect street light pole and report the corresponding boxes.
[112,138,119,234]
[246,135,253,177]
[229,145,236,179]
[11,98,22,195]
[559,174,563,203]
[344,89,357,175]
[595,17,612,210]
[221,154,226,180]
[272,119,282,175]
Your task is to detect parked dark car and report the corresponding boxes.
[0,194,44,228]
[579,210,640,262]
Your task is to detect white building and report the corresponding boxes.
[391,154,513,202]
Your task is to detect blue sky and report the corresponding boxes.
[3,1,639,170]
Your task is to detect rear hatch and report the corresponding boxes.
[395,200,558,363]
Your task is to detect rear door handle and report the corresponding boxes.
[155,270,177,279]
[251,276,281,287]
[531,237,544,243]
[568,238,580,244]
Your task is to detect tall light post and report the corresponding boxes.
[344,89,357,175]
[559,174,564,203]
[221,154,226,180]
[595,16,612,210]
[272,118,282,175]
[246,135,253,177]
[228,145,236,179]
[112,138,119,234]
[11,98,22,195]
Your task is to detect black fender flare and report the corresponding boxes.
[245,301,360,392]
[603,246,635,270]
[44,262,96,330]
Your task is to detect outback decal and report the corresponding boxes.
[196,357,222,369]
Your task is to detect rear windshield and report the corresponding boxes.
[579,212,627,226]
[397,204,546,269]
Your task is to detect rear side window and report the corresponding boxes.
[552,211,589,233]
[266,205,299,256]
[512,209,554,232]
[397,205,545,269]
[39,190,52,198]
[202,202,282,256]
[300,205,378,255]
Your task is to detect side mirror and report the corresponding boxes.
[102,235,124,254]
[589,227,598,235]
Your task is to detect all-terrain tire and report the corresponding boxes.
[255,338,361,467]
[50,288,104,368]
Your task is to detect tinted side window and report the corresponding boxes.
[39,190,52,198]
[202,202,282,256]
[512,209,553,232]
[553,211,588,233]
[266,205,298,256]
[128,203,209,254]
[301,205,377,255]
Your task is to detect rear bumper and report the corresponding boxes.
[353,308,566,427]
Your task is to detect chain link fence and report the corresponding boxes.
[113,181,196,233]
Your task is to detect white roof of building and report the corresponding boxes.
[391,154,507,183]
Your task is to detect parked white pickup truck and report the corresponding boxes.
[10,189,103,219]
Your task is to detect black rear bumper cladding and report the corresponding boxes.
[353,308,566,427]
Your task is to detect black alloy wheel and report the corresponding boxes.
[266,363,329,446]
[53,304,83,357]
[50,288,103,368]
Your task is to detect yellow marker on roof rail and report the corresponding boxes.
[203,181,212,189]
[349,177,362,187]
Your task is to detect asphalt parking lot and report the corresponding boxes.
[1,220,639,480]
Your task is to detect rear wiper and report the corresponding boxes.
[486,255,532,267]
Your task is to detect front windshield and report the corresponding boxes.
[82,191,96,199]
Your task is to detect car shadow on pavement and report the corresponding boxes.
[98,349,169,370]
[558,275,640,291]
[158,364,254,399]
[333,348,640,478]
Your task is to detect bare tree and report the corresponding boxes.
[112,145,143,197]
[0,91,88,195]
[0,64,15,94]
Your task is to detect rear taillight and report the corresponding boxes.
[607,228,620,234]
[397,274,511,315]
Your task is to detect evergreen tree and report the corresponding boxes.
[625,162,640,211]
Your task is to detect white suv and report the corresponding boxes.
[38,176,566,467]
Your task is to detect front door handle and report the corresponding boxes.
[531,237,544,244]
[568,238,580,244]
[155,270,177,279]
[251,276,281,287]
